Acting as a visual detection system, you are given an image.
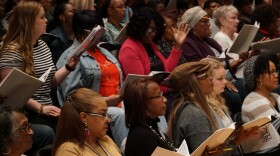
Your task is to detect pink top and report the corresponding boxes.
[119,37,182,78]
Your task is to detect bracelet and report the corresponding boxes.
[65,63,75,71]
[39,104,45,114]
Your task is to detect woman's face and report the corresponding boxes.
[142,20,157,44]
[267,16,280,35]
[12,112,33,152]
[197,73,214,95]
[220,11,239,34]
[146,81,167,118]
[108,0,126,22]
[163,17,176,43]
[193,16,212,38]
[212,67,227,95]
[34,7,47,39]
[258,61,279,92]
[83,98,110,139]
[61,4,75,25]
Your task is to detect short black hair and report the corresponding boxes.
[72,10,104,37]
[99,0,111,18]
[53,2,69,26]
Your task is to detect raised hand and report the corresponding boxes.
[173,22,190,50]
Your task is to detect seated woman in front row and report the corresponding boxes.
[0,107,33,156]
[52,88,121,156]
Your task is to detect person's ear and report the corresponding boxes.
[219,17,225,26]
[59,14,65,22]
[80,112,87,123]
[108,7,113,15]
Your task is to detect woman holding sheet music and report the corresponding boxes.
[56,10,128,148]
[0,1,79,130]
[167,61,257,156]
[242,55,280,155]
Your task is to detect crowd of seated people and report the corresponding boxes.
[1,0,280,156]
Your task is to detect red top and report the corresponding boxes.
[88,48,120,97]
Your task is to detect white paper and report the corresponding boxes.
[177,139,190,156]
[228,22,259,54]
[68,25,105,59]
[0,68,52,108]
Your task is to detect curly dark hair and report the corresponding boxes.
[127,7,161,40]
[0,108,12,156]
[251,5,279,29]
[0,107,24,156]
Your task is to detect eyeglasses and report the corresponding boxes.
[147,27,157,34]
[266,70,279,76]
[85,112,111,120]
[17,122,32,134]
[149,91,164,99]
[199,17,211,24]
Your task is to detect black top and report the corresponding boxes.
[125,117,174,156]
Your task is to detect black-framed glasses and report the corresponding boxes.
[149,91,164,99]
[266,70,279,76]
[85,112,111,120]
[17,122,32,134]
[147,27,157,34]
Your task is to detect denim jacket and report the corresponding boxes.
[56,39,123,106]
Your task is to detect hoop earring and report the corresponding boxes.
[84,122,90,136]
[2,148,10,155]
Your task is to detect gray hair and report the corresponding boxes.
[212,5,238,28]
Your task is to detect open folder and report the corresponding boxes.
[0,67,52,108]
[152,116,271,156]
[228,22,259,54]
[68,25,105,59]
[119,71,170,96]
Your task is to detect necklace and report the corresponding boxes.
[144,123,177,151]
[84,139,112,156]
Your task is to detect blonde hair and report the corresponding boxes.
[201,58,230,119]
[69,0,95,11]
[167,77,218,140]
[0,1,42,76]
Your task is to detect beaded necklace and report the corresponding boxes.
[144,123,177,151]
[84,139,112,156]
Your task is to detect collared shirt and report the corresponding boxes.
[56,39,123,106]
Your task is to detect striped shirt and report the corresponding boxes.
[0,40,56,105]
[242,92,280,122]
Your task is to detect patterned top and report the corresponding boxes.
[156,39,186,65]
[0,40,56,105]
